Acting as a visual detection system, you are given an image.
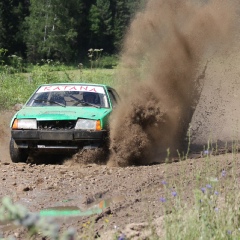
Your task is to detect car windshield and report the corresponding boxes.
[26,85,109,108]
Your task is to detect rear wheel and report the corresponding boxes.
[9,138,29,163]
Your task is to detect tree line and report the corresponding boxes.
[0,0,144,64]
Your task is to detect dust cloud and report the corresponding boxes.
[108,0,238,166]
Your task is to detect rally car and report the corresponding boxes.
[9,83,119,163]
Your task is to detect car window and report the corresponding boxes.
[111,89,120,101]
[108,89,118,108]
[26,85,110,108]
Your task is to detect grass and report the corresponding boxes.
[0,51,119,109]
[0,64,118,110]
[159,144,240,240]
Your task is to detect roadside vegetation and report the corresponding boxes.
[0,49,119,110]
[161,144,240,240]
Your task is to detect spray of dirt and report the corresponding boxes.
[108,0,237,166]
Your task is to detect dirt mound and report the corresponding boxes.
[108,0,238,166]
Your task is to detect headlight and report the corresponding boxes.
[75,119,101,131]
[12,119,37,129]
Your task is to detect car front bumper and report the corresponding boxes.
[11,129,108,150]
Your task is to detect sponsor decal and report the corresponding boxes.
[37,85,105,94]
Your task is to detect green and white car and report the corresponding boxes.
[9,83,119,163]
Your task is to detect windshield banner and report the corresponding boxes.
[37,85,105,94]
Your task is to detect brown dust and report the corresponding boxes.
[108,0,237,167]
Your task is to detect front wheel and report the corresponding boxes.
[9,138,29,163]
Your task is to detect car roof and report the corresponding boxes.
[38,82,112,89]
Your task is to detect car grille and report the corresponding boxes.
[38,120,76,130]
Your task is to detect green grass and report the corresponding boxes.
[0,66,118,110]
[159,144,240,240]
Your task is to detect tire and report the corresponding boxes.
[9,138,29,163]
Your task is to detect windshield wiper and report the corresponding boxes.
[82,100,100,108]
[33,98,66,107]
[69,95,100,108]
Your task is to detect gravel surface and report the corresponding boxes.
[0,111,240,239]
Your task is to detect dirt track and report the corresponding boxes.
[0,114,240,239]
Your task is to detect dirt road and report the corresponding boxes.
[0,109,240,239]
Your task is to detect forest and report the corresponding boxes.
[0,0,144,64]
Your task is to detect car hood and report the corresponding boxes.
[14,106,112,121]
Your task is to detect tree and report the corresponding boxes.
[88,0,114,52]
[24,0,84,62]
[113,0,144,51]
[0,0,29,56]
[0,0,143,63]
[112,0,130,51]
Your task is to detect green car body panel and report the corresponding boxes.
[10,107,112,129]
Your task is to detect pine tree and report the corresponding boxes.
[0,0,29,56]
[24,0,84,62]
[113,0,144,51]
[88,0,114,52]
